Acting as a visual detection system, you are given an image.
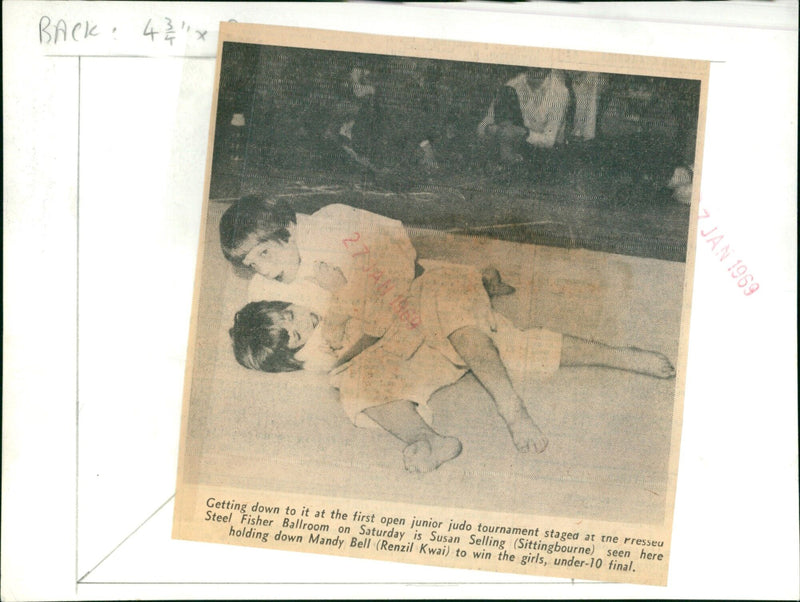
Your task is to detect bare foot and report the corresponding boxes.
[403,435,462,473]
[619,347,676,379]
[506,409,548,453]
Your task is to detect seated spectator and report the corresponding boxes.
[478,69,570,164]
[348,58,441,175]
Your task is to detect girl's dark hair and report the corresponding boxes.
[219,196,297,268]
[229,301,304,373]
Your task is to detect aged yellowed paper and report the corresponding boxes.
[173,22,708,586]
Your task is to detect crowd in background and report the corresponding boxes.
[214,46,700,203]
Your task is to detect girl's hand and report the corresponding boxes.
[321,317,348,350]
[312,261,347,292]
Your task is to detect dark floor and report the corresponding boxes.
[209,133,692,262]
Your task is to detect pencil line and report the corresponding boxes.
[77,493,176,583]
[75,54,81,594]
[77,580,609,585]
[46,54,216,60]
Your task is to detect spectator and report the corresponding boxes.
[570,71,607,142]
[478,68,570,164]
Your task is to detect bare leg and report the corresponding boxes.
[560,335,675,378]
[448,326,548,453]
[363,400,462,473]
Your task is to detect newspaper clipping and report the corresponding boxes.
[173,22,708,586]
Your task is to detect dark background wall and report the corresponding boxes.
[209,43,701,262]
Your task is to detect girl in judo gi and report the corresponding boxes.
[229,265,675,473]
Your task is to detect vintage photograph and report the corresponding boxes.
[174,24,707,582]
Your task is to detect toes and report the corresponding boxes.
[508,412,548,454]
[514,437,530,453]
[655,354,676,378]
[402,437,461,473]
[403,456,421,473]
[629,348,676,379]
[515,435,548,454]
[403,440,429,469]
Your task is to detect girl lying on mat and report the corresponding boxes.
[229,265,675,473]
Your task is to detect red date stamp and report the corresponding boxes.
[343,232,420,329]
[698,206,760,296]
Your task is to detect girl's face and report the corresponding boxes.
[269,304,320,350]
[242,236,301,283]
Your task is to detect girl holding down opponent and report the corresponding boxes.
[229,263,675,474]
[219,197,515,371]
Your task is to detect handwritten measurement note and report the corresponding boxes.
[142,17,209,45]
[37,13,239,54]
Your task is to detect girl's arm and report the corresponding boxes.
[331,334,380,370]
